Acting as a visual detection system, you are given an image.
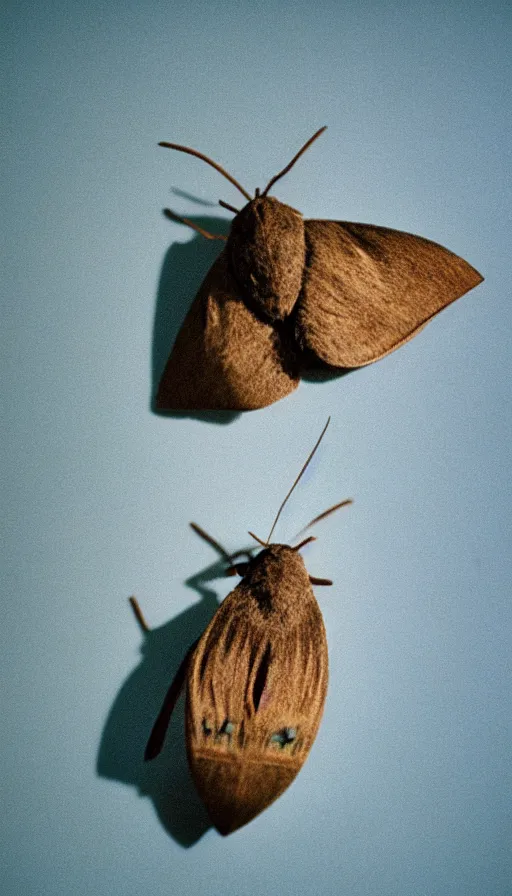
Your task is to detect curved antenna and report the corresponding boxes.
[159,140,252,201]
[262,126,327,197]
[267,417,330,545]
[296,499,353,537]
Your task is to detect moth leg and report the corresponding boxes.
[190,521,253,575]
[190,522,232,562]
[163,208,226,241]
[129,596,150,632]
[225,561,250,577]
[144,640,198,761]
[309,576,333,586]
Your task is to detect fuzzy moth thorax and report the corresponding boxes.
[229,196,305,322]
[243,544,313,621]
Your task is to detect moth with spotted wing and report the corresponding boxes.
[156,127,483,411]
[136,419,350,835]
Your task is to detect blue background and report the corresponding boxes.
[2,1,511,893]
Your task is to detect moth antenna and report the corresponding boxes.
[266,417,331,544]
[262,126,327,197]
[293,535,316,552]
[190,522,232,562]
[248,531,267,548]
[296,499,353,537]
[309,576,333,586]
[129,596,150,632]
[159,140,252,201]
[219,199,240,214]
[164,208,227,241]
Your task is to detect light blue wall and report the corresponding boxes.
[2,1,511,894]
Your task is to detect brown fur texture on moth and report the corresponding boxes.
[186,545,328,835]
[157,249,300,411]
[139,419,347,835]
[156,127,483,411]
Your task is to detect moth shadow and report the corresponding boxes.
[299,349,354,384]
[96,555,234,847]
[151,212,239,425]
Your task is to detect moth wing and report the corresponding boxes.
[297,220,484,367]
[185,580,328,834]
[156,249,299,410]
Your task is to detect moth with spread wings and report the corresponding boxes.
[156,127,483,411]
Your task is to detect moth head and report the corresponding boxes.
[227,539,331,589]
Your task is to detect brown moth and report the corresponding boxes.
[136,419,351,835]
[156,126,483,411]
